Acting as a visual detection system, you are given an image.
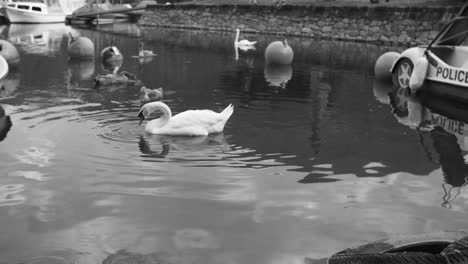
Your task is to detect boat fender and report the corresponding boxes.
[374,51,400,81]
[265,40,294,65]
[68,37,95,59]
[0,40,20,67]
[409,56,429,92]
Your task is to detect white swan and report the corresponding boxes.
[138,102,234,136]
[234,29,257,47]
[138,42,156,58]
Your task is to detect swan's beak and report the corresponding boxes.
[138,112,145,125]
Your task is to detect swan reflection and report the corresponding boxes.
[138,56,154,65]
[234,45,255,61]
[264,64,292,89]
[138,133,230,159]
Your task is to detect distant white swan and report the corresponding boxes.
[138,102,234,136]
[138,42,156,58]
[234,29,257,47]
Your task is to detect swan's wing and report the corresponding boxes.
[172,110,222,126]
[169,110,226,134]
[238,39,256,46]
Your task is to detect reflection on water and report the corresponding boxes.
[0,184,25,207]
[82,23,142,38]
[3,24,74,55]
[67,58,95,83]
[0,71,20,99]
[139,133,231,160]
[2,23,468,264]
[234,45,256,61]
[264,64,292,89]
[381,85,468,208]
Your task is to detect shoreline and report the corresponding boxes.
[176,0,464,7]
[138,3,460,46]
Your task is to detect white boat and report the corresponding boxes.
[66,0,143,25]
[2,0,66,23]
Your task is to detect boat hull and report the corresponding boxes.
[4,7,65,23]
[423,79,468,103]
[92,17,129,25]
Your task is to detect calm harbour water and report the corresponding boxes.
[1,23,468,263]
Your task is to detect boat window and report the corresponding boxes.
[17,5,29,9]
[435,17,468,46]
[11,0,43,2]
[31,6,41,11]
[7,4,15,7]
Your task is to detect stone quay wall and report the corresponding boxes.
[138,4,462,46]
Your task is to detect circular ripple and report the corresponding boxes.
[24,256,68,264]
[97,119,144,143]
[90,106,144,143]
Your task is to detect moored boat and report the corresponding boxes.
[65,0,145,25]
[390,2,468,103]
[2,0,66,23]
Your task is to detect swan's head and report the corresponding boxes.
[140,86,148,95]
[138,101,171,126]
[283,39,288,47]
[236,28,240,33]
[138,104,150,125]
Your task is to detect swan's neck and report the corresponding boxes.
[235,30,240,43]
[149,103,172,128]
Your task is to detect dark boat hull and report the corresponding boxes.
[424,79,468,103]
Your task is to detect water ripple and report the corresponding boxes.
[93,108,143,143]
[0,184,25,207]
[97,120,143,143]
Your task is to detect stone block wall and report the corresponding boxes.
[138,4,461,46]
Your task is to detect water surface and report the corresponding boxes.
[0,23,468,264]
